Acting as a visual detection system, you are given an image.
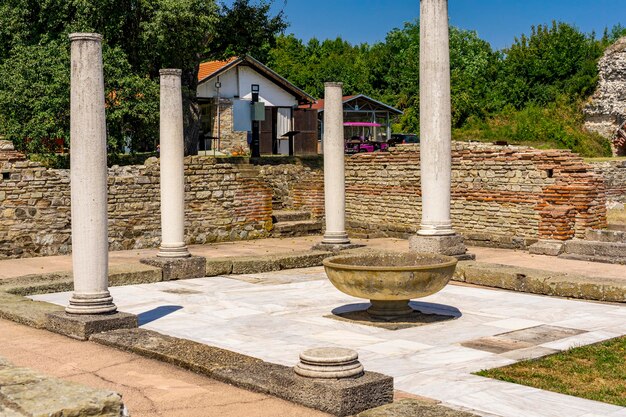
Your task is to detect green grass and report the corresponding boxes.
[584,156,626,163]
[476,336,626,406]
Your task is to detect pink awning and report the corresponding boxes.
[343,122,382,127]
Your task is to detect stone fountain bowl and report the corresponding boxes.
[323,252,457,319]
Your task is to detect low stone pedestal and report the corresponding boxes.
[312,242,365,252]
[46,311,137,341]
[140,255,206,280]
[295,347,364,379]
[409,234,475,260]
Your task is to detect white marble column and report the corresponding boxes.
[157,69,191,258]
[66,33,116,314]
[418,0,455,236]
[321,82,350,245]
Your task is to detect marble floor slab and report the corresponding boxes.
[32,267,626,417]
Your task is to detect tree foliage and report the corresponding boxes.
[0,0,287,154]
[267,19,621,156]
[210,0,288,63]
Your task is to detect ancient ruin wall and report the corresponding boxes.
[584,36,626,156]
[591,160,626,205]
[290,143,608,247]
[0,154,272,259]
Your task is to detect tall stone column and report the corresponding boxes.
[418,0,453,236]
[410,0,473,259]
[66,33,116,315]
[47,33,137,340]
[320,82,350,247]
[140,70,206,280]
[157,69,190,258]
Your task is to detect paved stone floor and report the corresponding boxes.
[34,267,626,417]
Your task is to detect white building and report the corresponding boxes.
[196,55,317,155]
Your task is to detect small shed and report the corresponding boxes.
[196,55,317,155]
[303,95,403,145]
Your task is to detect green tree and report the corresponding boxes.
[498,21,602,108]
[0,0,220,154]
[210,0,288,63]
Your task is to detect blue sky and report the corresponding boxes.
[258,0,625,50]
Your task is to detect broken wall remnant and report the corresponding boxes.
[584,36,626,156]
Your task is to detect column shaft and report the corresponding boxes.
[322,82,350,244]
[419,0,454,236]
[158,69,190,258]
[67,33,115,314]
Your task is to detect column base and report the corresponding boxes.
[66,292,117,315]
[417,223,455,236]
[141,255,206,280]
[157,243,191,258]
[312,242,365,252]
[46,311,137,341]
[409,234,475,260]
[321,231,351,245]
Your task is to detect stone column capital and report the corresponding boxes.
[160,68,183,77]
[69,33,103,42]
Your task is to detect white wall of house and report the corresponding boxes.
[197,66,298,106]
[197,68,238,98]
[237,67,298,107]
[197,65,299,135]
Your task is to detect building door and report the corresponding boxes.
[259,107,274,154]
[293,108,319,154]
[276,107,292,155]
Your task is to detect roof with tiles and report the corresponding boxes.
[197,57,238,82]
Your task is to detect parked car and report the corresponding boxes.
[345,136,389,154]
[388,133,419,147]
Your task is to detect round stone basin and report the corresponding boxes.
[323,252,457,319]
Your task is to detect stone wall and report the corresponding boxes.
[0,141,611,257]
[591,160,626,206]
[0,152,272,259]
[584,36,626,156]
[288,143,608,248]
[209,99,248,154]
[256,160,323,210]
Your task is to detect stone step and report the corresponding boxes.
[272,199,283,210]
[559,253,626,265]
[272,210,311,223]
[560,239,626,265]
[272,219,322,237]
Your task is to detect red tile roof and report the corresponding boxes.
[198,57,238,82]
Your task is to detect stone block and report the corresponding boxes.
[528,240,564,256]
[45,311,137,341]
[205,259,233,276]
[409,234,475,260]
[358,399,480,417]
[231,256,280,274]
[278,250,333,269]
[453,261,626,302]
[140,255,206,280]
[311,242,366,252]
[0,293,64,329]
[109,263,163,285]
[563,240,626,260]
[0,365,124,417]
